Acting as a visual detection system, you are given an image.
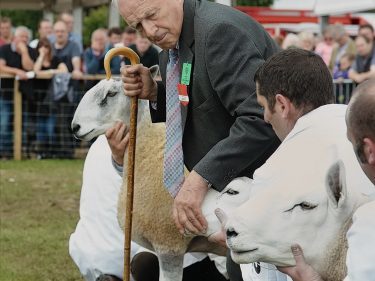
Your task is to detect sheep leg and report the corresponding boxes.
[158,253,184,281]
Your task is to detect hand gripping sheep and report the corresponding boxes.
[104,47,139,281]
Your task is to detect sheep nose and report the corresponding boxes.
[72,124,80,134]
[226,227,239,239]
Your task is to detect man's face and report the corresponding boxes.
[109,33,122,45]
[39,21,53,39]
[91,32,107,52]
[122,32,136,47]
[355,37,372,57]
[118,0,184,49]
[61,14,74,32]
[256,83,292,141]
[14,30,29,45]
[54,22,68,45]
[136,36,152,54]
[0,22,12,39]
[359,27,374,42]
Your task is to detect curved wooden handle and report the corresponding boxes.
[104,47,140,79]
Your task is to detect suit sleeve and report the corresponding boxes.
[193,22,280,191]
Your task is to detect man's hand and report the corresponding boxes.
[72,69,83,79]
[208,228,227,248]
[173,170,209,235]
[277,244,324,281]
[16,42,28,55]
[121,64,157,101]
[105,121,129,165]
[15,69,28,80]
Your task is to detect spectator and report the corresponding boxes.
[116,26,136,47]
[0,17,13,46]
[123,34,159,68]
[298,31,315,51]
[52,20,83,79]
[349,35,375,84]
[84,28,108,75]
[0,26,37,158]
[281,33,300,50]
[333,53,355,80]
[33,38,68,159]
[48,12,83,53]
[358,23,375,42]
[29,19,53,49]
[315,25,335,66]
[107,27,122,47]
[329,24,356,73]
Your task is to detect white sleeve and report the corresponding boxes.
[346,201,375,281]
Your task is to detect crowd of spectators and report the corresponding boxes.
[0,14,159,159]
[274,23,375,84]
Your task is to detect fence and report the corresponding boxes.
[0,73,114,160]
[0,75,357,160]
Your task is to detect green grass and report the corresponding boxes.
[0,160,85,281]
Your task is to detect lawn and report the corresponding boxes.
[0,160,85,281]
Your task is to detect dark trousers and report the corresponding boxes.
[226,250,243,281]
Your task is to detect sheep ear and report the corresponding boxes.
[149,65,160,78]
[326,160,347,209]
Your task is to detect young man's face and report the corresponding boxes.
[118,0,183,50]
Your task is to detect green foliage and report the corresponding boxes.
[0,10,43,39]
[83,5,127,48]
[236,0,274,6]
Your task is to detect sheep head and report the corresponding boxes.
[71,65,159,141]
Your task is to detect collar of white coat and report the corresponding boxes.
[283,104,348,143]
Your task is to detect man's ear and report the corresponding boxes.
[363,137,375,165]
[275,94,292,118]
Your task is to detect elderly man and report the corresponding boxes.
[277,79,375,281]
[112,1,280,279]
[0,26,37,158]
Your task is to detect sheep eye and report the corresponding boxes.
[284,201,317,212]
[226,189,239,196]
[100,96,107,106]
[107,90,117,97]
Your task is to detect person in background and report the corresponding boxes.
[329,24,356,73]
[315,25,335,66]
[48,12,83,53]
[333,53,355,80]
[29,19,53,49]
[84,28,108,75]
[298,31,315,51]
[349,35,375,84]
[281,33,300,50]
[358,23,375,42]
[116,26,137,47]
[107,27,123,47]
[123,34,159,68]
[0,17,13,46]
[33,38,68,159]
[0,26,37,158]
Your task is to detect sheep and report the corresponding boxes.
[71,71,252,281]
[218,107,374,281]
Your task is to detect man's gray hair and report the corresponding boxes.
[14,26,31,40]
[332,24,346,39]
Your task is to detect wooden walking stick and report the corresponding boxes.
[104,47,140,281]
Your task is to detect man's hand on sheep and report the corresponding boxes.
[277,244,324,281]
[121,64,158,101]
[173,170,209,235]
[105,121,130,165]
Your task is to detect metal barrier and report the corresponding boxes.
[0,75,357,160]
[0,73,110,160]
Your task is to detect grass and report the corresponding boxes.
[0,160,85,281]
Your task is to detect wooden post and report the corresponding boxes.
[13,79,22,160]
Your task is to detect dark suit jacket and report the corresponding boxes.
[151,0,280,191]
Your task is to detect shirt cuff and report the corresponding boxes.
[111,156,123,177]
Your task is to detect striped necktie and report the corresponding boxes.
[163,48,185,197]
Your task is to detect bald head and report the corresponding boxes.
[346,79,375,184]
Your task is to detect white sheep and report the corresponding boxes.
[71,72,252,281]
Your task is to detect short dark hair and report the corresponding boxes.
[123,26,136,34]
[254,48,334,114]
[359,23,374,33]
[347,79,375,143]
[0,17,12,25]
[108,27,122,37]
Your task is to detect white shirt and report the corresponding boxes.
[241,104,374,281]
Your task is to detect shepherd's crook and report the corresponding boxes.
[104,47,140,281]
